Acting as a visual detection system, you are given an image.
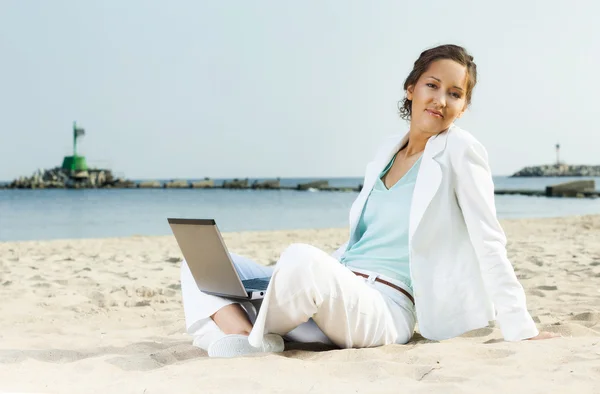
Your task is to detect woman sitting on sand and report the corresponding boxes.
[181,44,556,358]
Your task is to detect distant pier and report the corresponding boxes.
[512,164,600,177]
[495,189,599,198]
[496,180,599,198]
[1,176,598,198]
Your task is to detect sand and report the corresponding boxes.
[0,216,599,393]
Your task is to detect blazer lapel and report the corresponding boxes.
[348,126,452,245]
[348,133,408,242]
[409,129,450,239]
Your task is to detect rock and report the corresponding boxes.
[223,178,249,189]
[88,171,98,187]
[297,180,329,191]
[5,166,124,189]
[191,179,214,188]
[138,181,162,188]
[112,179,136,188]
[512,164,600,177]
[546,180,595,197]
[164,180,190,188]
[251,179,280,189]
[72,170,89,179]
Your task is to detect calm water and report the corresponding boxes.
[1,176,600,242]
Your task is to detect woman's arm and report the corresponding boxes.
[453,141,540,341]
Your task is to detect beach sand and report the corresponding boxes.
[0,216,599,393]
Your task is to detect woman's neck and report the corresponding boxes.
[403,129,430,157]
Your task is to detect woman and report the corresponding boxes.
[181,44,556,358]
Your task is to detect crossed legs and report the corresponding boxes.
[248,243,415,349]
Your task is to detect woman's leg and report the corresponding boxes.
[181,252,333,354]
[249,243,415,349]
[181,253,271,350]
[210,304,253,335]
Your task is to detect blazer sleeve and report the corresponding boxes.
[453,141,539,341]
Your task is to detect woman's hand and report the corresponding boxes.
[527,331,559,340]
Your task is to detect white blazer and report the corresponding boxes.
[332,124,539,342]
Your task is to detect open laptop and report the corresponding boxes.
[167,218,270,300]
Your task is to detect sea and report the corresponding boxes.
[1,176,600,242]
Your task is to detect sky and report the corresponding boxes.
[1,0,599,181]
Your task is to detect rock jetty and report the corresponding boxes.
[297,180,329,191]
[511,164,600,177]
[0,168,364,192]
[2,167,124,189]
[251,179,280,189]
[222,178,249,189]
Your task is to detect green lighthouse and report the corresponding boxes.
[61,121,88,176]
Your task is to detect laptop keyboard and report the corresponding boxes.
[242,278,270,291]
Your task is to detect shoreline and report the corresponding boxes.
[2,214,600,244]
[1,215,599,392]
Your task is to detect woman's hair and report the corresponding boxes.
[398,44,477,121]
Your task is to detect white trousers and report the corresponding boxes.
[181,244,416,350]
[181,252,333,350]
[248,243,416,348]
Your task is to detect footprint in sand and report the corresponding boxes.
[527,289,546,297]
[544,322,595,337]
[537,285,558,291]
[105,342,205,371]
[89,291,108,308]
[527,256,544,267]
[569,312,600,328]
[123,300,152,307]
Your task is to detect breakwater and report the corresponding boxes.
[0,168,362,192]
[512,164,600,177]
[3,168,599,198]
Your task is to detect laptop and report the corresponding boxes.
[167,218,270,300]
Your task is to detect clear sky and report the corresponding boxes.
[1,0,598,181]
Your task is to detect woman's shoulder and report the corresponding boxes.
[443,125,492,172]
[446,125,488,160]
[446,124,484,150]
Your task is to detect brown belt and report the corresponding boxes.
[353,271,415,306]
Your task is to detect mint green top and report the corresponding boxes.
[341,155,421,291]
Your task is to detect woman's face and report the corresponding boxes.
[407,59,468,135]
